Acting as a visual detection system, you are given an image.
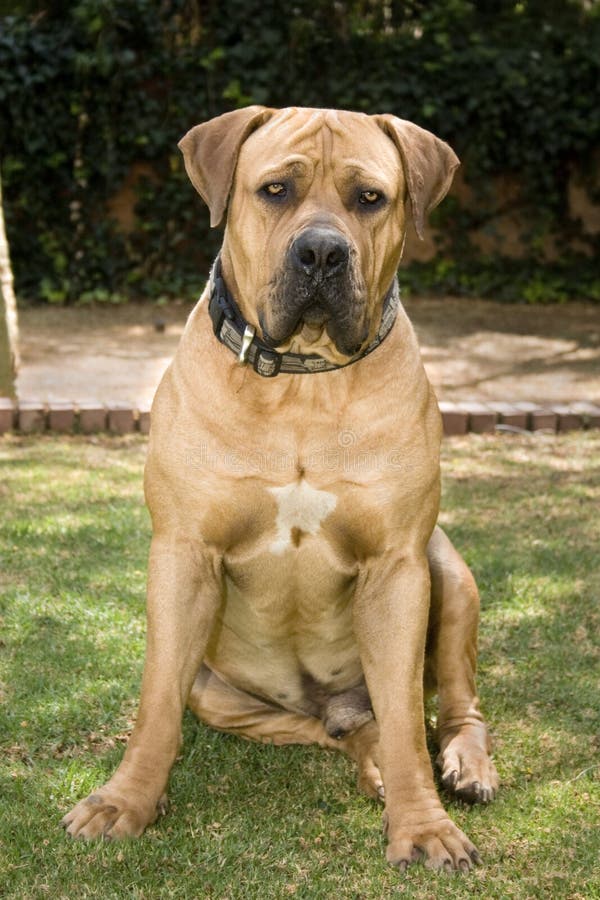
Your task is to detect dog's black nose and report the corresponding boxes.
[291,228,349,278]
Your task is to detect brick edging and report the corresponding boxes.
[438,401,600,435]
[0,399,150,436]
[1,398,599,437]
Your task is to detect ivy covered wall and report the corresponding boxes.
[0,0,599,303]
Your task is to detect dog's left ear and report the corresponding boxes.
[375,115,459,239]
[179,105,274,227]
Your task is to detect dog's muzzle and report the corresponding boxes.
[263,227,369,356]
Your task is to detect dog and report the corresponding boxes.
[62,106,499,871]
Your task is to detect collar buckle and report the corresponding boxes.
[238,324,256,364]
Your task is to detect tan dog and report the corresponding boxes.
[62,107,499,871]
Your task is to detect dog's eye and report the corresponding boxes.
[262,183,288,199]
[359,190,382,205]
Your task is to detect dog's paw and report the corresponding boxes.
[340,720,385,802]
[384,814,482,872]
[437,733,499,804]
[61,789,167,840]
[356,753,385,801]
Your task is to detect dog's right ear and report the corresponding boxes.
[178,106,274,227]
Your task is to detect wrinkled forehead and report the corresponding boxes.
[237,107,402,185]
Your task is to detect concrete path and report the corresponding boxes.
[15,297,600,406]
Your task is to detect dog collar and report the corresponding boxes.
[207,258,399,377]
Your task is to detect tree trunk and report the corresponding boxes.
[0,169,19,398]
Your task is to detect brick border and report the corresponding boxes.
[0,399,151,436]
[0,398,599,437]
[438,401,600,436]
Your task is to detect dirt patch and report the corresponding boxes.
[16,301,190,406]
[404,296,600,404]
[15,297,600,405]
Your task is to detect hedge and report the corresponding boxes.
[0,0,599,304]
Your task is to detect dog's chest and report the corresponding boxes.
[204,466,392,706]
[266,478,338,555]
[154,363,440,709]
[220,471,362,624]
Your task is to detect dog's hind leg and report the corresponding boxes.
[188,665,383,798]
[426,526,499,804]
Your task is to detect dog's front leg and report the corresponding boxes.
[62,536,220,839]
[354,554,480,872]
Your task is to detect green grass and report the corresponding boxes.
[0,433,599,899]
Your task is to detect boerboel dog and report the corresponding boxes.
[63,106,499,871]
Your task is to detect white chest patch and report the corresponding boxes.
[268,479,337,555]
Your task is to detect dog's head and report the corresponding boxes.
[179,106,458,364]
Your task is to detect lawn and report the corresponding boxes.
[0,433,598,899]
